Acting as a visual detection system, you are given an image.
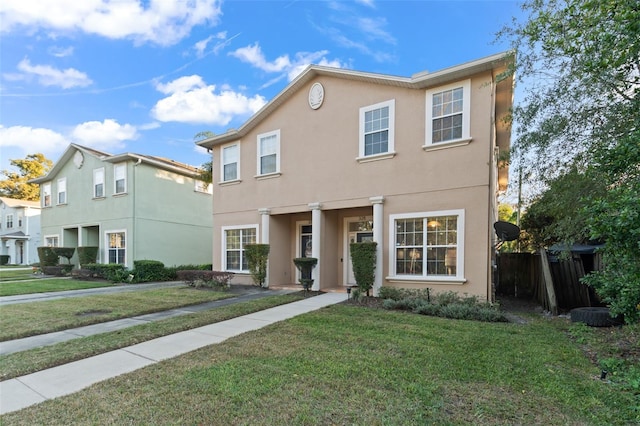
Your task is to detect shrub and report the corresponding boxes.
[132,260,165,282]
[77,247,99,266]
[53,247,75,264]
[245,244,270,287]
[350,241,377,296]
[41,265,73,276]
[84,263,129,282]
[293,257,317,290]
[0,255,9,265]
[176,270,234,289]
[379,286,431,302]
[37,247,59,267]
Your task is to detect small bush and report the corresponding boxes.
[84,263,129,282]
[176,270,234,289]
[53,247,75,264]
[164,264,212,280]
[0,255,9,265]
[41,265,73,276]
[37,247,59,267]
[245,244,270,287]
[350,242,377,296]
[379,287,431,302]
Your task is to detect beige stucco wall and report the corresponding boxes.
[210,68,507,299]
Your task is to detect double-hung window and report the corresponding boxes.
[45,235,59,247]
[390,210,464,280]
[425,80,471,147]
[94,168,105,198]
[223,226,257,272]
[57,178,67,204]
[221,143,239,182]
[42,183,52,207]
[6,214,13,229]
[359,99,395,159]
[257,130,280,176]
[106,231,126,264]
[114,163,127,194]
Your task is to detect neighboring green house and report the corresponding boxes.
[30,144,213,268]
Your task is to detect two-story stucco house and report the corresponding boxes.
[0,197,41,265]
[30,144,213,268]
[197,52,513,300]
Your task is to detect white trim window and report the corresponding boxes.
[390,210,464,280]
[359,99,395,159]
[114,163,127,194]
[94,168,105,198]
[106,231,126,264]
[257,130,280,176]
[42,183,52,207]
[221,143,240,182]
[425,80,471,147]
[45,235,59,247]
[57,178,67,205]
[222,225,257,272]
[5,214,13,229]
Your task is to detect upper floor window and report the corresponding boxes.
[6,214,13,229]
[425,80,471,147]
[257,130,280,176]
[114,163,127,194]
[390,210,465,281]
[42,183,52,207]
[94,168,105,198]
[358,99,395,160]
[221,143,239,182]
[57,178,67,205]
[18,213,23,227]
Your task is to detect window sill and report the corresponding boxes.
[93,196,106,200]
[56,203,67,207]
[219,179,242,186]
[255,172,281,180]
[356,152,396,163]
[113,192,128,197]
[422,137,472,151]
[386,275,467,285]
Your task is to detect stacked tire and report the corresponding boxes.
[570,307,623,327]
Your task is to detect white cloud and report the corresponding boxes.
[0,125,69,156]
[0,0,222,46]
[151,75,267,125]
[194,31,227,57]
[70,119,139,151]
[17,58,92,89]
[230,43,348,83]
[48,46,74,58]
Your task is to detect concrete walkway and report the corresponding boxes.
[0,292,346,415]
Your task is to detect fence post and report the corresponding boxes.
[539,248,558,315]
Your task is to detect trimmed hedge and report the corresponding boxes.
[133,260,165,282]
[350,241,377,296]
[77,246,99,266]
[53,247,75,264]
[245,244,270,287]
[84,263,129,282]
[37,247,59,267]
[0,255,9,265]
[176,270,235,289]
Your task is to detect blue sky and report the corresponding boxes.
[1,0,523,177]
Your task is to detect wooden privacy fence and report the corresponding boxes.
[496,251,602,313]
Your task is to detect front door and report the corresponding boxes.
[345,217,373,285]
[299,224,313,280]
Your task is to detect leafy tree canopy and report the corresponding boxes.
[0,153,53,201]
[194,131,215,184]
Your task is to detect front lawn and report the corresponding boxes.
[0,278,113,296]
[2,305,636,425]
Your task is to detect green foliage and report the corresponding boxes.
[293,257,317,289]
[53,247,76,264]
[245,244,270,287]
[77,247,99,266]
[132,260,165,283]
[349,241,377,296]
[163,264,212,280]
[0,255,9,265]
[176,270,234,289]
[84,263,129,283]
[0,153,53,200]
[37,246,59,267]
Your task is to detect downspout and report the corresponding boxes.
[132,158,142,268]
[488,77,498,303]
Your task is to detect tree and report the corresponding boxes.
[499,0,640,321]
[194,131,215,184]
[0,153,53,200]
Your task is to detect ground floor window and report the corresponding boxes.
[106,231,126,264]
[391,210,464,279]
[223,226,257,272]
[45,235,59,247]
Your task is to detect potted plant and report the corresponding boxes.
[293,257,317,294]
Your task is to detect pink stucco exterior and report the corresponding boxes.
[198,52,513,301]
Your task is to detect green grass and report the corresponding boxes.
[0,268,40,282]
[0,293,305,381]
[2,305,637,425]
[0,287,235,341]
[0,278,113,296]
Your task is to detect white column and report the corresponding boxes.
[370,196,385,296]
[258,208,271,288]
[309,202,322,291]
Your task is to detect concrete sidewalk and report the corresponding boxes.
[0,292,346,415]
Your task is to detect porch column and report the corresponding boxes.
[309,202,322,291]
[370,196,385,296]
[258,208,271,288]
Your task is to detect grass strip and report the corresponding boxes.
[0,293,305,381]
[1,305,636,425]
[0,287,236,341]
[0,278,113,296]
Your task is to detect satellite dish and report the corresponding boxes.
[493,221,520,242]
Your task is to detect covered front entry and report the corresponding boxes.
[344,216,373,286]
